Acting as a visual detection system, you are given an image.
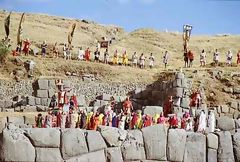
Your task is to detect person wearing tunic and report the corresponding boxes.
[113,50,119,65]
[92,112,100,130]
[23,38,31,56]
[200,49,206,67]
[122,51,128,66]
[94,48,100,62]
[123,97,133,122]
[163,96,173,117]
[169,115,178,129]
[78,47,84,61]
[104,48,109,64]
[153,113,160,125]
[213,49,220,66]
[208,110,215,133]
[157,112,166,124]
[226,50,233,66]
[139,53,145,69]
[35,113,43,128]
[197,110,206,133]
[163,51,169,69]
[118,114,126,130]
[53,42,59,58]
[79,110,87,129]
[41,40,47,57]
[112,113,118,128]
[181,112,190,130]
[85,47,91,61]
[86,112,93,129]
[44,110,53,128]
[143,114,152,127]
[237,50,240,65]
[136,112,143,129]
[184,51,188,68]
[187,50,194,67]
[131,112,138,129]
[149,53,155,69]
[132,52,138,67]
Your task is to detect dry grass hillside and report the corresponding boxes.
[0,10,239,83]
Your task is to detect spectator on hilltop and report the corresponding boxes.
[149,53,155,69]
[163,51,169,69]
[213,49,220,66]
[78,47,84,61]
[200,49,206,67]
[139,53,145,69]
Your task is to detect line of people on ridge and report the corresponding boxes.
[184,49,240,67]
[10,38,240,69]
[34,94,215,134]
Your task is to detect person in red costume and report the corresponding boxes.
[85,47,91,61]
[163,96,173,117]
[143,114,152,127]
[169,114,178,129]
[122,97,133,115]
[23,38,31,56]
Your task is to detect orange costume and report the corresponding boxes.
[123,98,133,114]
[85,48,91,61]
[91,114,100,130]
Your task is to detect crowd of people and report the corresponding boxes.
[9,38,240,69]
[34,84,215,134]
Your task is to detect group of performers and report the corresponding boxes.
[34,81,216,133]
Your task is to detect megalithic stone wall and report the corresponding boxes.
[0,123,239,162]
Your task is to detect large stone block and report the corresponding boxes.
[221,105,229,113]
[217,116,235,131]
[0,125,35,162]
[176,72,185,79]
[37,79,49,90]
[173,78,182,87]
[37,90,48,98]
[183,132,206,162]
[172,87,183,98]
[48,89,55,98]
[167,129,186,161]
[106,147,124,162]
[143,106,163,116]
[35,97,41,105]
[180,97,190,109]
[77,95,87,106]
[41,98,49,106]
[181,78,188,88]
[48,80,56,89]
[207,133,218,149]
[25,128,60,147]
[86,130,107,152]
[208,148,217,162]
[142,125,167,161]
[233,132,240,162]
[234,86,240,94]
[35,148,62,162]
[27,96,36,106]
[61,129,88,160]
[230,101,239,109]
[216,131,235,162]
[68,150,106,162]
[98,126,127,147]
[0,117,7,133]
[7,116,24,125]
[121,130,146,160]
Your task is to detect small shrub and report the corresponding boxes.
[0,42,10,63]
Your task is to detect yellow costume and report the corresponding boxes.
[122,53,128,65]
[136,113,142,129]
[113,51,118,64]
[153,114,160,125]
[99,113,104,125]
